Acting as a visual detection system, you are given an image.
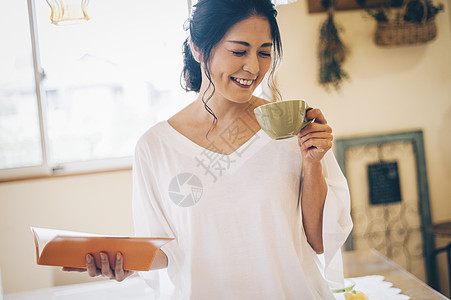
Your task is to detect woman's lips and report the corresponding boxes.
[231,77,254,88]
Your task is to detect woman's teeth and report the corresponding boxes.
[232,77,253,86]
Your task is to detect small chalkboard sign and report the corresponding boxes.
[367,161,402,205]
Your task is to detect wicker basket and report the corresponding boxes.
[374,0,438,46]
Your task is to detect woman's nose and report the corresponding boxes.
[242,54,259,74]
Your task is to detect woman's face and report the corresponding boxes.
[205,16,273,104]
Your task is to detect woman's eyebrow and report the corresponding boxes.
[227,40,273,47]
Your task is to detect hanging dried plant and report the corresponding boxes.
[318,11,349,90]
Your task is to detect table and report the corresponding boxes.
[4,249,448,300]
[343,249,449,300]
[429,221,451,292]
[3,275,163,300]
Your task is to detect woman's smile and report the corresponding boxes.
[231,76,255,88]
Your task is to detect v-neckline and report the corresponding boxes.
[163,120,268,157]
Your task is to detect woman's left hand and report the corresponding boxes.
[297,108,333,164]
[62,252,134,282]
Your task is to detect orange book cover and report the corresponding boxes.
[31,227,174,271]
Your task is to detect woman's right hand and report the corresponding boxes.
[62,252,134,282]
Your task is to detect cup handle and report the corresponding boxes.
[301,107,314,130]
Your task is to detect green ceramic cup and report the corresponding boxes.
[254,99,313,140]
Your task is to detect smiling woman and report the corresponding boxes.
[0,0,193,181]
[82,0,352,299]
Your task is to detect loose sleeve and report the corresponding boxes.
[132,141,180,296]
[317,150,353,285]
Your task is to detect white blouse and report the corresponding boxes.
[132,121,353,300]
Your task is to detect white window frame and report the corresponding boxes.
[0,0,192,182]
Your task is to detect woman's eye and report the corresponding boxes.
[232,51,246,56]
[259,52,271,58]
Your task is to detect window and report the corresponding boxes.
[0,0,43,174]
[0,0,193,180]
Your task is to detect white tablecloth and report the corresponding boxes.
[334,275,410,300]
[5,274,409,300]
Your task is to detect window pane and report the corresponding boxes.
[35,0,193,165]
[0,1,43,169]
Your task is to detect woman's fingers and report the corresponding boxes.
[300,136,333,152]
[66,252,132,281]
[297,114,333,162]
[115,252,135,281]
[100,252,115,279]
[114,253,126,282]
[306,108,327,124]
[300,121,332,135]
[86,254,100,277]
[298,131,333,146]
[298,123,333,145]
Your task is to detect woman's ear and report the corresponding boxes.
[189,38,202,63]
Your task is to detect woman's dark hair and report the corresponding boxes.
[181,0,282,98]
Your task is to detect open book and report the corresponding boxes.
[31,227,174,271]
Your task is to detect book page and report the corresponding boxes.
[31,227,121,257]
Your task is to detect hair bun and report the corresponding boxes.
[182,38,202,92]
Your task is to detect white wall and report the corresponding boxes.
[0,170,134,293]
[277,0,451,219]
[0,0,450,296]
